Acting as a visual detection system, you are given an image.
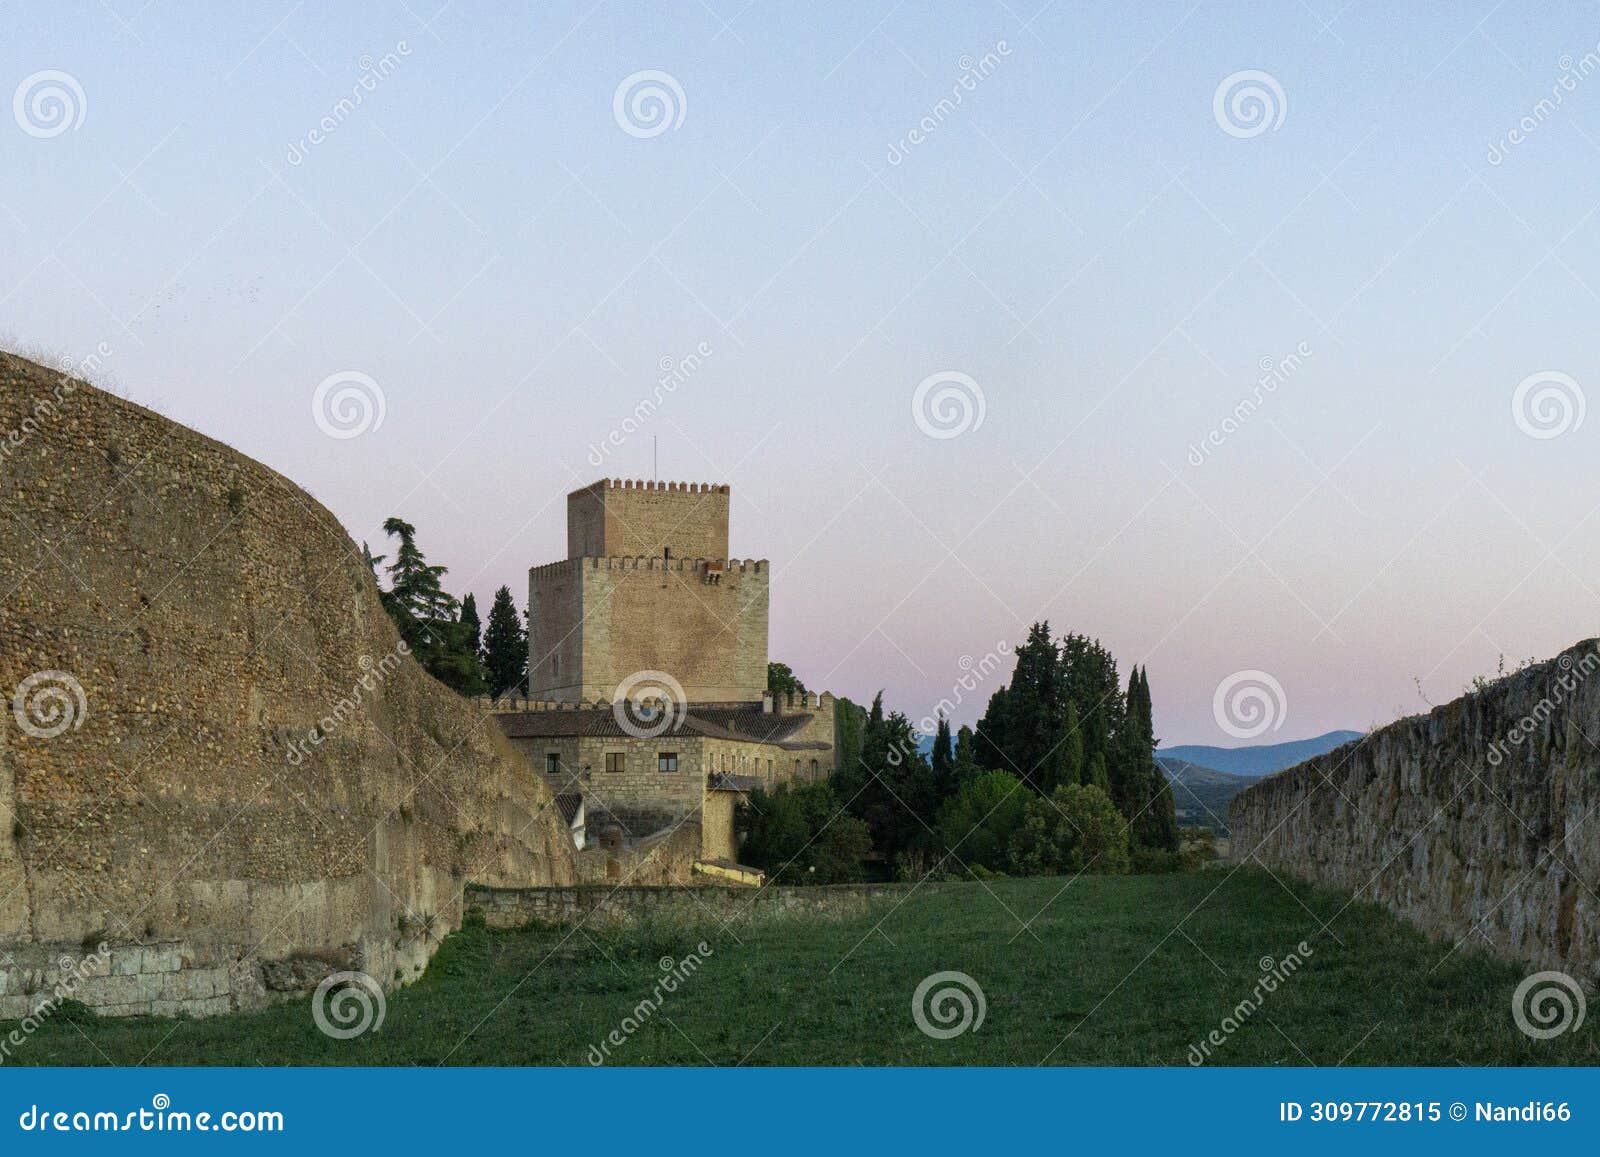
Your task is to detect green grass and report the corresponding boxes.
[5,869,1594,1066]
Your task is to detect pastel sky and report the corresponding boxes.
[5,2,1600,745]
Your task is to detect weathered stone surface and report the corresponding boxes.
[1230,641,1600,981]
[0,350,575,1017]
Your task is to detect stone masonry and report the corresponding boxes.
[0,350,575,1017]
[1230,639,1600,981]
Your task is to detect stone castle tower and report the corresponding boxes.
[496,477,835,880]
[527,479,769,704]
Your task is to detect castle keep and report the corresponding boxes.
[494,479,837,877]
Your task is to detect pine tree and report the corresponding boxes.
[379,517,483,694]
[482,585,528,698]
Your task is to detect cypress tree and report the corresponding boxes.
[482,585,528,698]
[930,713,956,799]
[460,592,482,656]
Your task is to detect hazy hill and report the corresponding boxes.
[1158,758,1253,834]
[1159,730,1363,778]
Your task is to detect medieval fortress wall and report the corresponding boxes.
[1230,640,1600,979]
[0,350,574,1018]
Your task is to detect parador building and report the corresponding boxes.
[490,478,838,874]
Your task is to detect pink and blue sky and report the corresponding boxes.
[5,2,1600,743]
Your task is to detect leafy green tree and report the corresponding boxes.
[766,662,807,698]
[737,782,870,884]
[1008,783,1129,876]
[935,769,1030,874]
[482,585,528,698]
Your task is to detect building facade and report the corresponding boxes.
[494,479,837,877]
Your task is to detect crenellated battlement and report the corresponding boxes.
[569,478,730,496]
[530,556,768,578]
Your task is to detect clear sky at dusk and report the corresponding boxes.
[6,1,1600,744]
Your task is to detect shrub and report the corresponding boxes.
[936,770,1030,873]
[1008,783,1130,876]
[1129,848,1181,874]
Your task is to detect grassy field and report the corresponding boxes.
[5,868,1594,1066]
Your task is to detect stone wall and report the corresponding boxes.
[528,556,769,703]
[0,350,574,1016]
[1230,640,1600,980]
[566,479,730,561]
[466,880,924,929]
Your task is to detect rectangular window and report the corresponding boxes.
[658,752,679,774]
[606,752,625,773]
[546,753,560,775]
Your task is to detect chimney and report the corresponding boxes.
[761,691,774,714]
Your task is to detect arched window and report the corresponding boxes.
[810,760,819,777]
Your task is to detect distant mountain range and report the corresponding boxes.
[1158,758,1253,835]
[914,727,1363,836]
[1158,730,1364,779]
